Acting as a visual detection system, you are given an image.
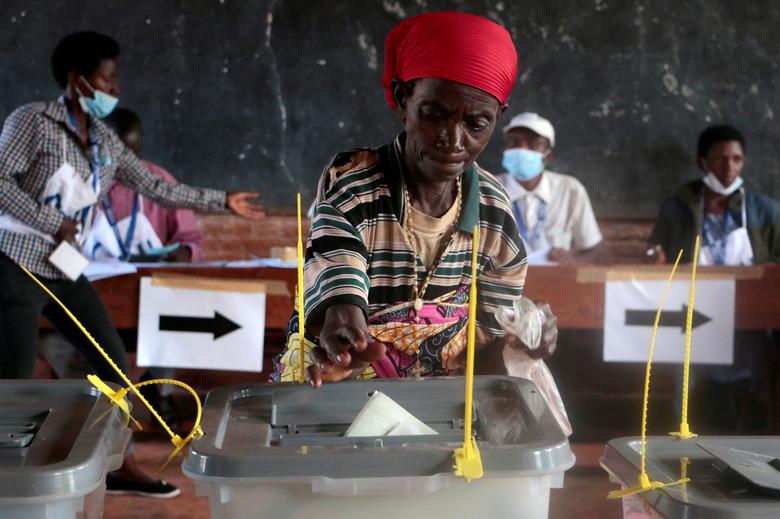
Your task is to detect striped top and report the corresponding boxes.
[0,99,226,279]
[304,133,528,337]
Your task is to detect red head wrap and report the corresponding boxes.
[381,12,518,109]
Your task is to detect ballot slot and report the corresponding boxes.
[233,377,546,448]
[0,411,47,451]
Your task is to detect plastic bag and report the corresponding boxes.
[496,298,573,437]
[495,297,545,350]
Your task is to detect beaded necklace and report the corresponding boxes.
[402,175,463,311]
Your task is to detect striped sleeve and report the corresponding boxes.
[303,198,370,323]
[476,173,528,337]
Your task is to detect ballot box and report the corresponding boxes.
[601,436,780,518]
[182,376,575,519]
[0,380,131,519]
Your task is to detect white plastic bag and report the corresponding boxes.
[496,297,545,350]
[496,298,573,437]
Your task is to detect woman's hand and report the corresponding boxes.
[547,247,575,264]
[644,244,666,264]
[307,304,386,387]
[507,301,558,359]
[226,192,265,220]
[163,246,192,263]
[54,218,80,244]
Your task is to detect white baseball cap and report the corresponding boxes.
[502,112,555,148]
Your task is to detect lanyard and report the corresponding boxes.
[65,108,101,226]
[101,194,140,260]
[512,198,546,250]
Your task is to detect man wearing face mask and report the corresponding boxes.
[648,124,780,265]
[648,124,780,433]
[498,112,602,264]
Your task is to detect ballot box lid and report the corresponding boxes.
[0,380,131,500]
[602,436,780,518]
[183,376,575,481]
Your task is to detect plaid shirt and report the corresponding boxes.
[303,133,528,338]
[0,98,226,279]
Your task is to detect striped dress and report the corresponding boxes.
[272,134,527,381]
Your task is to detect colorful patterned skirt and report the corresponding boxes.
[270,286,471,383]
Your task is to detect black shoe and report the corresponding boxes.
[106,472,181,499]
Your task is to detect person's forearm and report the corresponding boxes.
[0,177,63,234]
[574,242,604,263]
[308,303,364,337]
[115,150,227,212]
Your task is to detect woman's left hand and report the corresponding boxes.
[227,191,265,220]
[507,301,558,359]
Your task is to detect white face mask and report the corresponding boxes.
[702,172,743,196]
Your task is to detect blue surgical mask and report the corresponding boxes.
[76,78,119,119]
[502,148,545,181]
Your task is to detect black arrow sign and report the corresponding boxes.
[625,304,712,332]
[159,311,241,340]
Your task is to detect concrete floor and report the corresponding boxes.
[103,438,623,519]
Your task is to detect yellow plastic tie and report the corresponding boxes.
[608,249,685,499]
[453,224,483,482]
[87,374,142,430]
[18,265,204,466]
[680,457,690,502]
[639,251,682,475]
[671,235,700,440]
[131,377,205,466]
[608,472,690,499]
[454,436,483,481]
[297,192,306,382]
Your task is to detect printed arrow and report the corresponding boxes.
[625,304,712,332]
[158,311,241,340]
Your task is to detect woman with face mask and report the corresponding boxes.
[498,112,603,264]
[0,31,265,497]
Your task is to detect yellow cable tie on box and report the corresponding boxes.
[297,192,306,382]
[670,235,700,440]
[680,457,690,502]
[608,249,688,499]
[608,473,690,499]
[87,375,142,430]
[19,264,204,466]
[453,224,483,482]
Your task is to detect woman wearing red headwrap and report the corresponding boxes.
[272,12,557,384]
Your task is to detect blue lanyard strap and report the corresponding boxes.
[101,194,140,260]
[512,198,546,249]
[65,107,101,226]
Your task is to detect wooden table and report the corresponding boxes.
[52,263,780,434]
[90,264,780,330]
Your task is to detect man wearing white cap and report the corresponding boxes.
[499,112,602,264]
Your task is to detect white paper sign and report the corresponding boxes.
[137,277,266,371]
[604,279,735,364]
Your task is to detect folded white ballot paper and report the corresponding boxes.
[49,241,90,281]
[344,391,438,437]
